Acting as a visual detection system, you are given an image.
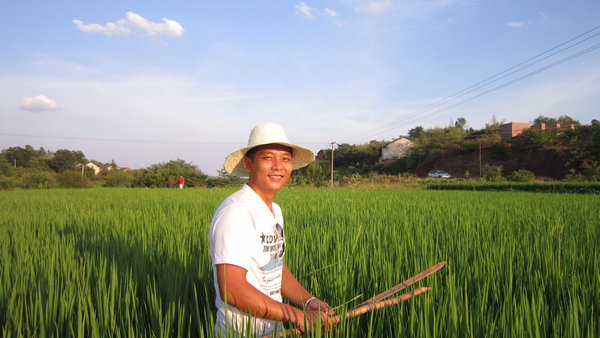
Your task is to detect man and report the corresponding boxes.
[209,122,335,336]
[178,175,185,189]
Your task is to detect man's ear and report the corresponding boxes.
[243,156,252,173]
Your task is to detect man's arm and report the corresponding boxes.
[216,263,318,332]
[281,262,335,325]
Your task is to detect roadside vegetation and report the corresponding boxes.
[294,115,599,186]
[1,115,598,190]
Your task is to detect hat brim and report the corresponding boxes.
[224,142,314,177]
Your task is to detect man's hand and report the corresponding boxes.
[298,299,337,334]
[306,299,335,316]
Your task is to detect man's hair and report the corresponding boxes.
[244,144,293,160]
[244,146,260,160]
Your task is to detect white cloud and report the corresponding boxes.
[124,12,184,37]
[74,12,184,37]
[324,8,339,17]
[20,95,64,112]
[295,2,316,18]
[324,8,346,26]
[295,4,345,26]
[506,21,523,28]
[538,11,549,20]
[354,0,392,14]
[73,19,131,36]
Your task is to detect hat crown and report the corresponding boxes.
[247,122,290,148]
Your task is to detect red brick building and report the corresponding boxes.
[498,122,531,140]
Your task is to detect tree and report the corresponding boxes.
[2,145,52,169]
[48,149,87,172]
[136,159,207,187]
[3,145,36,167]
[332,141,386,169]
[510,128,558,148]
[408,126,424,139]
[560,123,600,169]
[557,115,580,126]
[454,117,467,129]
[533,115,557,126]
[485,115,504,131]
[533,114,580,127]
[0,153,10,174]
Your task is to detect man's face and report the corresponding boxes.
[244,144,293,195]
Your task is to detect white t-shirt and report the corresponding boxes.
[209,184,286,336]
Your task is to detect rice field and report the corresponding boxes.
[1,187,599,337]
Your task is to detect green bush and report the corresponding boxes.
[506,169,535,182]
[103,170,135,187]
[0,174,17,189]
[482,163,503,182]
[305,161,328,187]
[427,181,600,193]
[582,160,599,182]
[57,170,90,188]
[21,171,57,189]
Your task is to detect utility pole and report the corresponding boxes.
[14,159,16,168]
[330,142,336,188]
[479,138,482,177]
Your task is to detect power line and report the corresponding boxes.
[0,132,328,146]
[342,24,600,144]
[361,40,600,141]
[4,27,599,149]
[0,132,244,145]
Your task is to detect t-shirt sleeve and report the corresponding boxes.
[210,204,254,270]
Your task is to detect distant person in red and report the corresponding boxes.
[178,176,185,189]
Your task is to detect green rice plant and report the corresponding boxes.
[1,187,599,336]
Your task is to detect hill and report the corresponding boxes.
[415,147,566,180]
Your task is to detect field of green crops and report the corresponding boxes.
[1,187,599,337]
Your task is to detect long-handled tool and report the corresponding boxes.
[337,286,431,321]
[352,261,446,309]
[269,261,446,337]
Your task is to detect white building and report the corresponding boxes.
[380,137,414,163]
[84,162,102,175]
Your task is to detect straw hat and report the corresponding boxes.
[224,122,315,177]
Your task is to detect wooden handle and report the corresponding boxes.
[337,286,431,321]
[354,261,445,309]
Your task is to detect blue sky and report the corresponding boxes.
[1,1,599,175]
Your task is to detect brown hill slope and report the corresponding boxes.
[415,147,567,179]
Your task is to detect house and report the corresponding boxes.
[531,123,576,131]
[380,137,414,163]
[315,149,327,161]
[499,121,580,140]
[498,122,531,140]
[77,162,103,175]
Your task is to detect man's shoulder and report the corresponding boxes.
[213,186,256,216]
[220,186,254,206]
